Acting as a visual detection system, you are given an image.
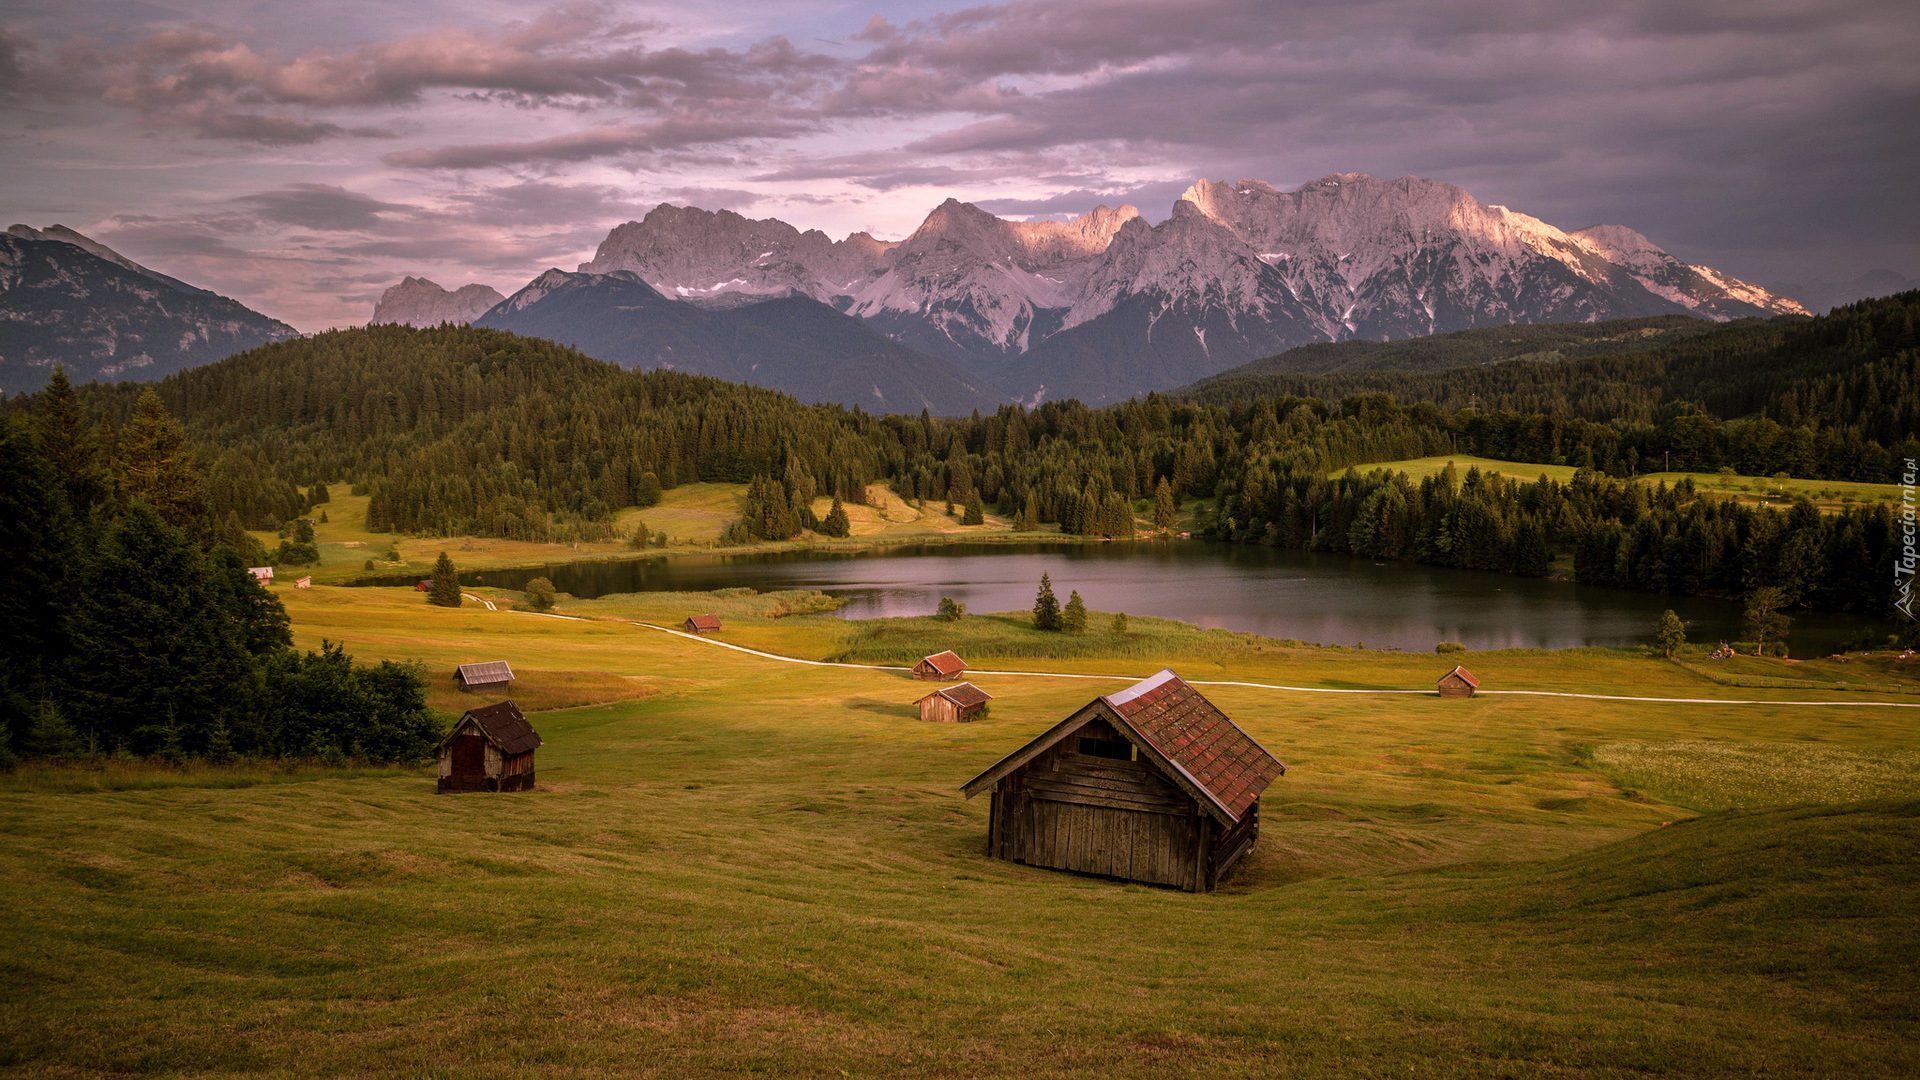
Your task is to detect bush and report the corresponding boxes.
[1063,590,1088,634]
[936,596,966,621]
[274,540,320,566]
[524,576,557,612]
[1436,641,1466,653]
[1111,612,1130,634]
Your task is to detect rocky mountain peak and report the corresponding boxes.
[369,276,504,327]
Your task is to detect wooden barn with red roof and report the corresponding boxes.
[912,650,967,681]
[1436,665,1480,698]
[959,669,1285,892]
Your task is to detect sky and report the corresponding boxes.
[1,0,1914,331]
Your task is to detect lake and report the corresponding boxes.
[451,541,1886,657]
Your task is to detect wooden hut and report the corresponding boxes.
[437,701,543,793]
[912,650,967,681]
[1436,665,1480,698]
[415,579,432,592]
[248,566,273,582]
[918,682,992,723]
[455,660,515,694]
[295,576,312,589]
[683,613,722,634]
[960,668,1285,892]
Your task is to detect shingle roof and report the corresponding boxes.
[928,682,992,709]
[456,661,514,684]
[1100,669,1286,822]
[918,650,966,676]
[447,700,543,756]
[1440,665,1480,688]
[685,613,722,631]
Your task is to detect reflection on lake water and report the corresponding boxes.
[455,541,1882,657]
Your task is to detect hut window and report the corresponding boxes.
[1078,737,1134,760]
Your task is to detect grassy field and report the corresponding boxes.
[4,587,1918,1077]
[1341,456,1902,512]
[277,482,1096,587]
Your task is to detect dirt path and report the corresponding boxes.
[500,610,1920,710]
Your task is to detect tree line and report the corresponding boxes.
[0,376,438,764]
[15,292,1917,629]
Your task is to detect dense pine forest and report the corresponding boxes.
[11,293,1916,638]
[0,388,438,763]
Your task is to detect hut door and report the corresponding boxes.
[451,735,487,781]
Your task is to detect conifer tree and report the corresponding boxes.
[1153,478,1176,531]
[963,492,983,525]
[821,497,851,538]
[1032,572,1060,631]
[116,389,207,530]
[1017,494,1039,532]
[429,551,463,607]
[1063,590,1088,634]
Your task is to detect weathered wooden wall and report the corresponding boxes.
[988,717,1213,889]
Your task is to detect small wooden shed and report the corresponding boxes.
[415,579,432,592]
[960,668,1286,892]
[684,613,722,634]
[455,660,515,694]
[438,701,543,793]
[248,566,273,582]
[295,576,312,589]
[913,650,967,681]
[918,682,992,723]
[1437,665,1480,698]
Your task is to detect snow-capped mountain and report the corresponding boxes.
[468,173,1805,408]
[369,277,504,327]
[1,226,296,393]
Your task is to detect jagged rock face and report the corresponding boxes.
[522,173,1807,407]
[1570,224,1808,320]
[369,276,505,327]
[580,204,897,304]
[0,229,296,393]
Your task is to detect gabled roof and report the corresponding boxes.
[685,613,722,631]
[917,650,966,675]
[960,669,1284,824]
[456,660,514,683]
[921,682,992,709]
[1439,665,1480,688]
[442,700,543,756]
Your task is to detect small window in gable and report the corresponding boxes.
[1078,736,1133,760]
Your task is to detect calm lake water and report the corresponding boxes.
[451,541,1885,657]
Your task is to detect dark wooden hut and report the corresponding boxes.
[960,668,1285,892]
[437,701,543,793]
[912,650,967,681]
[1436,665,1480,698]
[918,682,992,723]
[683,613,722,634]
[454,660,515,694]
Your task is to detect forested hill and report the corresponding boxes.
[88,325,898,537]
[1181,292,1920,444]
[1182,314,1718,379]
[21,301,1915,623]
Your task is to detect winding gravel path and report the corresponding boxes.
[503,610,1920,709]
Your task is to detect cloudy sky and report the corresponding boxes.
[1,0,1913,330]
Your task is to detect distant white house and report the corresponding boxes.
[295,576,312,589]
[248,567,274,582]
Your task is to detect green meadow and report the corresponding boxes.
[1340,455,1905,512]
[4,586,1918,1078]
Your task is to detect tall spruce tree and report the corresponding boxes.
[116,389,208,531]
[1153,478,1176,531]
[1032,573,1060,631]
[429,551,463,607]
[1063,590,1088,634]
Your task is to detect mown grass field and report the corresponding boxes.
[1342,456,1903,512]
[4,587,1917,1078]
